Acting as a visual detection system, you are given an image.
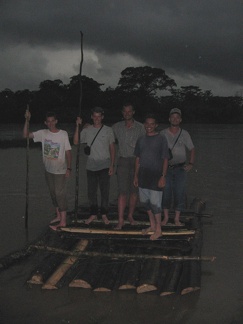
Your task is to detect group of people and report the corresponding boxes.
[23,103,195,240]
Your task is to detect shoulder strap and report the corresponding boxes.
[90,124,104,147]
[171,128,182,151]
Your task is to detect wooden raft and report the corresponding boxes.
[23,200,214,295]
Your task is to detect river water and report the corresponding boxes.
[0,124,242,323]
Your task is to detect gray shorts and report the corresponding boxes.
[139,187,162,214]
[116,157,138,195]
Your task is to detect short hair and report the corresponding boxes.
[144,113,158,124]
[122,102,134,111]
[45,111,57,120]
[91,107,104,115]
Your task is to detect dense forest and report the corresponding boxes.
[1,66,242,124]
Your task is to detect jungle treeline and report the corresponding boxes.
[1,66,242,124]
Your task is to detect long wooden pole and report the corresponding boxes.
[25,104,30,229]
[29,244,216,262]
[74,31,84,223]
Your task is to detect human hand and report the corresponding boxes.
[108,165,114,176]
[25,110,31,121]
[65,169,72,178]
[76,117,82,126]
[184,163,193,172]
[133,176,138,187]
[158,176,166,188]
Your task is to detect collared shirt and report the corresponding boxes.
[112,120,145,158]
[81,125,115,171]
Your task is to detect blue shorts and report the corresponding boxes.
[139,188,162,214]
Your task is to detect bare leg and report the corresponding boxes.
[114,194,126,229]
[101,214,110,225]
[150,213,162,240]
[85,215,97,225]
[142,210,156,234]
[174,210,184,226]
[127,193,138,225]
[49,211,66,231]
[161,208,169,226]
[50,207,61,224]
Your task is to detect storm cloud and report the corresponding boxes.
[0,0,242,96]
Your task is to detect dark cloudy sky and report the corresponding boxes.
[1,0,242,96]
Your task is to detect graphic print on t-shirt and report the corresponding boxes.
[44,139,60,159]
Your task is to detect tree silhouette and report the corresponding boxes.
[117,66,176,97]
[0,66,242,125]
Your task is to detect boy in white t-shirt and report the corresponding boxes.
[23,111,72,230]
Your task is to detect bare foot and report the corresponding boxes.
[150,230,162,240]
[50,217,60,225]
[174,221,185,226]
[49,223,66,231]
[101,215,110,225]
[142,227,155,235]
[85,215,97,225]
[114,222,124,230]
[161,219,168,226]
[128,217,137,225]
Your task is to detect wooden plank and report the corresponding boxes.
[59,227,195,236]
[42,239,88,290]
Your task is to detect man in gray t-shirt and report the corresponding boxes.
[160,108,195,226]
[74,107,115,225]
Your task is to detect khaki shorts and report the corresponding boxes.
[45,171,67,211]
[116,157,138,195]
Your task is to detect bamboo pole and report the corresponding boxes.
[93,259,123,292]
[29,245,216,262]
[137,255,161,293]
[42,239,88,290]
[72,219,189,226]
[59,227,195,236]
[118,249,142,290]
[74,31,84,223]
[160,261,183,296]
[70,205,213,220]
[25,104,30,229]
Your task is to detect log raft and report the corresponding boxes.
[21,199,214,296]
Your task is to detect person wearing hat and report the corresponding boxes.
[74,107,115,225]
[160,108,195,226]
